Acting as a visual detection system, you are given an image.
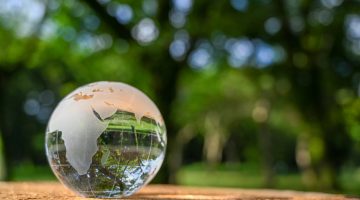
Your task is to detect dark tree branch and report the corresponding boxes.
[81,0,132,40]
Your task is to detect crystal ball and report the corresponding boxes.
[45,81,166,198]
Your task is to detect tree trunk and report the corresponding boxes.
[259,122,275,188]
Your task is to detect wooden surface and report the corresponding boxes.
[0,182,357,200]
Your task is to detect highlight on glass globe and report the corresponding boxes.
[45,81,167,198]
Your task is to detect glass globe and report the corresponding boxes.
[45,81,166,198]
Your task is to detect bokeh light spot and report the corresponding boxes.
[264,17,282,35]
[115,4,133,24]
[173,0,192,13]
[132,18,159,45]
[230,0,248,12]
[24,99,40,116]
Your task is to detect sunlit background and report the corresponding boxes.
[0,0,359,196]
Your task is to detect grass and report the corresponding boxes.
[176,162,360,196]
[106,110,164,135]
[176,162,302,189]
[339,167,360,196]
[12,163,56,181]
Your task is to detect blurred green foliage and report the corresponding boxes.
[0,0,359,196]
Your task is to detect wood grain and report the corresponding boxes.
[0,182,357,200]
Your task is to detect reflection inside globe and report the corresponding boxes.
[45,82,166,198]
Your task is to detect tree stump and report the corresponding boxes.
[0,182,356,200]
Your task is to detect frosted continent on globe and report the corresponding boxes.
[45,81,166,198]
